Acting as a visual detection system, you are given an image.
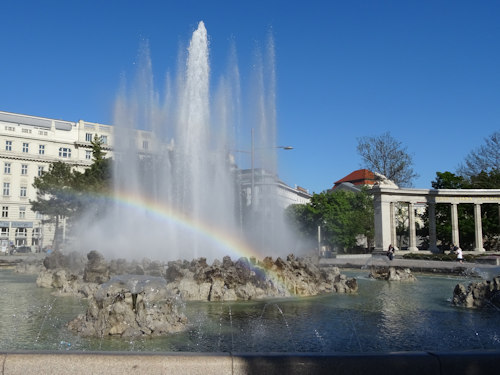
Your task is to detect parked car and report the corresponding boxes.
[14,245,33,253]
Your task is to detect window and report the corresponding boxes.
[1,227,8,237]
[85,133,93,142]
[21,164,28,175]
[143,140,149,150]
[20,186,27,197]
[85,150,92,160]
[3,183,10,196]
[4,163,11,174]
[19,206,26,219]
[38,166,44,176]
[22,142,29,153]
[100,135,108,145]
[15,228,27,238]
[59,147,71,158]
[1,206,8,218]
[36,211,43,219]
[5,140,12,151]
[39,144,45,155]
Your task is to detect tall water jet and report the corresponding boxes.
[71,21,291,261]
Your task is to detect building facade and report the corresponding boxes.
[238,168,311,212]
[0,111,120,252]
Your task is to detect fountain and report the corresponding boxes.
[70,21,289,263]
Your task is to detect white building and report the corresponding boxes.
[238,168,311,212]
[0,111,120,252]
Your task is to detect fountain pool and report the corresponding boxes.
[1,269,499,353]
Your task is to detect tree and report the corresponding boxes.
[285,188,374,252]
[72,135,113,219]
[31,137,113,250]
[457,131,500,179]
[357,132,418,187]
[30,161,78,250]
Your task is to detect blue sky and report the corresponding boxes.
[1,1,499,193]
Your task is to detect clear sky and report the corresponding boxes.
[1,0,499,193]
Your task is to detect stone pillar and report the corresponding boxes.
[390,202,398,250]
[451,203,460,247]
[373,192,392,254]
[474,203,485,252]
[428,203,439,253]
[408,202,418,251]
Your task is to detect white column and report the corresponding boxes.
[390,202,398,250]
[374,193,392,253]
[428,203,439,253]
[451,203,460,247]
[408,202,418,251]
[474,203,485,252]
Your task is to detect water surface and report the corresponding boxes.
[1,269,499,352]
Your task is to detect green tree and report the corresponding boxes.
[72,135,113,219]
[357,132,418,187]
[31,137,113,250]
[30,161,78,250]
[285,189,374,252]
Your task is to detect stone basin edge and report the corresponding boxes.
[1,350,500,375]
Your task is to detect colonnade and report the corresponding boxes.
[373,187,500,252]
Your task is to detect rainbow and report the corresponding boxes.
[108,190,263,262]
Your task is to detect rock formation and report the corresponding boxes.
[67,275,187,337]
[165,254,358,301]
[452,276,500,308]
[36,250,167,297]
[369,266,417,282]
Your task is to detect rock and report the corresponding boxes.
[67,275,187,337]
[452,276,500,308]
[369,266,417,282]
[83,250,109,284]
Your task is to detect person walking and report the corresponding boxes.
[453,245,463,264]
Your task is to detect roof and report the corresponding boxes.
[333,169,378,188]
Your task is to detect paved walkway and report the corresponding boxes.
[320,253,500,277]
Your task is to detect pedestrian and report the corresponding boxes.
[454,245,463,264]
[387,244,395,261]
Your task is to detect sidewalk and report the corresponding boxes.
[319,254,500,277]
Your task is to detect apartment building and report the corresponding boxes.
[0,111,115,252]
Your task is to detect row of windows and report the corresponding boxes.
[4,140,74,158]
[86,133,108,144]
[1,205,42,219]
[2,183,28,197]
[0,227,40,237]
[3,163,45,176]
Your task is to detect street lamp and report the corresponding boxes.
[231,129,293,210]
[250,128,293,209]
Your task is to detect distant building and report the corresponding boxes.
[238,168,312,211]
[331,169,398,191]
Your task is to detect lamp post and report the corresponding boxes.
[249,128,293,209]
[231,128,292,210]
